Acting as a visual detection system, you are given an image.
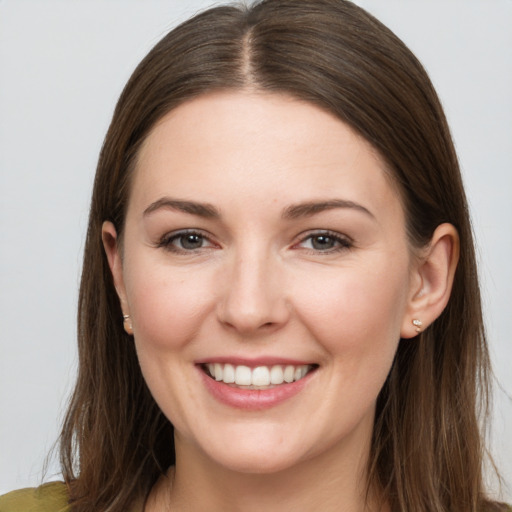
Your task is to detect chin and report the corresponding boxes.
[216,452,301,475]
[197,436,308,475]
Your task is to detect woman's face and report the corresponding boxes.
[106,91,420,475]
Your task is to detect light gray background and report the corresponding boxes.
[1,0,511,501]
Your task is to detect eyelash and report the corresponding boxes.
[157,229,353,254]
[295,230,353,253]
[158,229,215,254]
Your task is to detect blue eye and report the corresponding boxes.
[176,233,205,250]
[298,231,352,252]
[159,230,213,252]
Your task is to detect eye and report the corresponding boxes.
[158,230,215,253]
[296,231,352,252]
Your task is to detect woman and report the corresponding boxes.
[0,0,508,511]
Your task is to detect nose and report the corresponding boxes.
[216,248,290,336]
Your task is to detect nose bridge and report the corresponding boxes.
[218,240,288,334]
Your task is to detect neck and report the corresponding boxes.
[146,430,388,512]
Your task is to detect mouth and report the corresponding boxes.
[201,362,318,390]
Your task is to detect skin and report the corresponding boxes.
[103,91,459,511]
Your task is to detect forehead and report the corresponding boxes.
[130,91,403,221]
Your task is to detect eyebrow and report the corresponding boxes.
[143,197,374,220]
[282,199,375,220]
[143,198,220,218]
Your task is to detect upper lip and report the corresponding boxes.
[194,356,315,367]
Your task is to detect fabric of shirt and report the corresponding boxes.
[0,482,144,512]
[0,483,70,512]
[1,481,511,511]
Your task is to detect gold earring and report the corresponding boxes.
[412,319,423,333]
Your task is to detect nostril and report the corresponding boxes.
[216,288,291,334]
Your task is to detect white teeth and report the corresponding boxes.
[270,365,284,385]
[223,363,235,383]
[252,366,270,386]
[205,363,313,387]
[283,365,295,383]
[235,365,252,385]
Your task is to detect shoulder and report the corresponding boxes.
[0,482,70,512]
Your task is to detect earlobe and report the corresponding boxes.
[401,223,460,339]
[102,221,133,334]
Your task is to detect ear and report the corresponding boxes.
[401,223,460,339]
[102,221,133,335]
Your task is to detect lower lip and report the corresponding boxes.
[198,367,315,410]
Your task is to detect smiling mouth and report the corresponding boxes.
[202,363,317,389]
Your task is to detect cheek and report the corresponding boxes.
[293,261,409,359]
[291,264,409,429]
[126,262,215,352]
[123,263,214,431]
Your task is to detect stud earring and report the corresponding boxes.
[123,314,133,334]
[412,319,423,333]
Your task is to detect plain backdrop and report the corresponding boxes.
[1,0,511,501]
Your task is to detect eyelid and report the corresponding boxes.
[157,228,218,253]
[156,228,352,254]
[293,229,353,252]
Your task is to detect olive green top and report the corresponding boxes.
[1,482,511,511]
[0,482,144,512]
[0,483,70,512]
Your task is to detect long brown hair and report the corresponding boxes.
[60,1,501,510]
